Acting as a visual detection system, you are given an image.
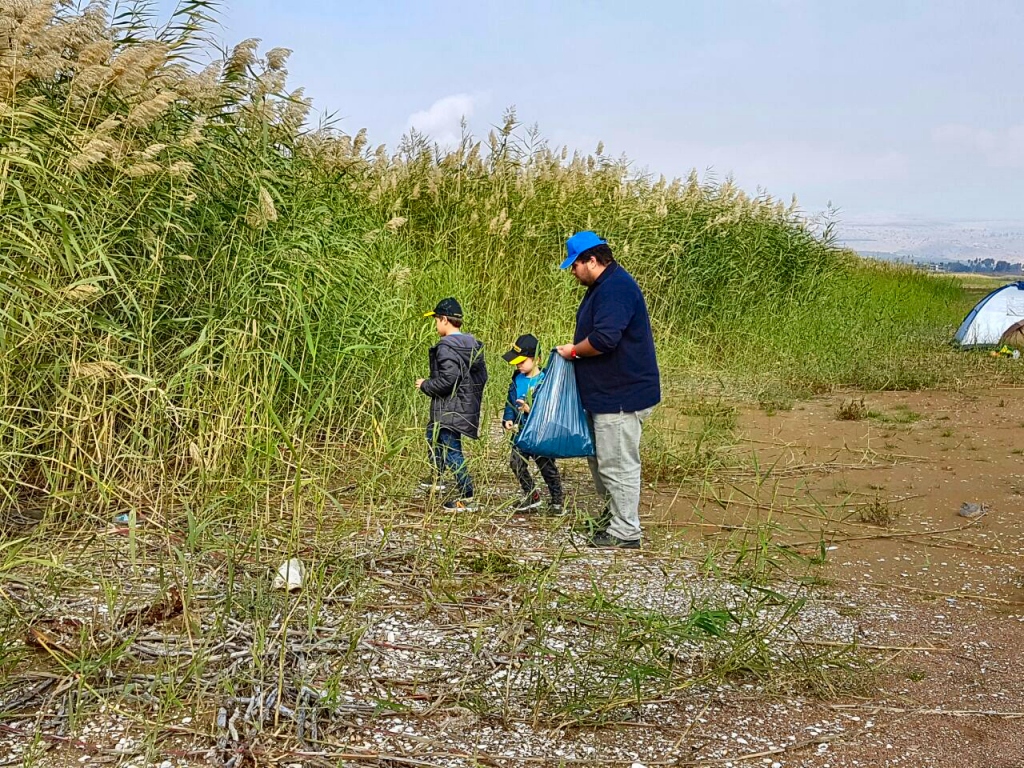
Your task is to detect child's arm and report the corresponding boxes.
[502,378,517,425]
[419,345,460,398]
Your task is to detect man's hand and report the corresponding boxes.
[415,378,425,390]
[557,339,600,359]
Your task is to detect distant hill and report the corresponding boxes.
[836,216,1024,268]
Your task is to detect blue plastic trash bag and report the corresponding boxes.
[514,351,595,458]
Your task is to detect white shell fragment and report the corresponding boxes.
[272,558,305,591]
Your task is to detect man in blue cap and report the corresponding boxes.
[555,232,660,548]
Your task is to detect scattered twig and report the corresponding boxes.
[829,704,1024,719]
[784,519,983,549]
[860,581,1024,606]
[674,724,871,766]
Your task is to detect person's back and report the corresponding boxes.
[428,331,488,437]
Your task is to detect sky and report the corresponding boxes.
[155,0,1024,224]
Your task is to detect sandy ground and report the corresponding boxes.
[648,386,1024,767]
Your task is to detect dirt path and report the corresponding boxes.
[653,387,1024,601]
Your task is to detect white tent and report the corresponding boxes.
[955,281,1024,347]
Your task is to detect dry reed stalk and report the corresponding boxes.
[265,46,291,71]
[71,360,123,381]
[245,186,278,227]
[62,284,101,302]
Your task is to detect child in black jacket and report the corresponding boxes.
[416,298,488,511]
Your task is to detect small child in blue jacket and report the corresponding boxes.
[502,334,563,513]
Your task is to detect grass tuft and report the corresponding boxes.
[858,498,903,528]
[836,398,869,421]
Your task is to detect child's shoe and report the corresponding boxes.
[418,479,448,493]
[443,497,478,512]
[512,489,542,512]
[543,499,565,516]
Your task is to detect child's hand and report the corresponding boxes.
[516,398,531,414]
[503,420,514,431]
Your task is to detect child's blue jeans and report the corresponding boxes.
[426,424,474,498]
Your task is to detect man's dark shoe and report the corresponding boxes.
[588,530,641,549]
[512,489,542,512]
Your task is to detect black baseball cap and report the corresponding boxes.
[502,333,539,364]
[423,297,463,320]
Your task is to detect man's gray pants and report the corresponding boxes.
[587,407,653,542]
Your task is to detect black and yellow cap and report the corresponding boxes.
[423,297,463,320]
[502,334,539,365]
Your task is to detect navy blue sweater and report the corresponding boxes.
[573,262,661,414]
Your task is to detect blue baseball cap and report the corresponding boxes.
[560,231,607,269]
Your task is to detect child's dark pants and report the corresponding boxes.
[510,446,562,504]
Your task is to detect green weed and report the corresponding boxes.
[868,405,922,425]
[757,388,796,415]
[858,498,902,528]
[836,399,868,421]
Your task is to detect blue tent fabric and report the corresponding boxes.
[955,285,1003,343]
[514,352,595,459]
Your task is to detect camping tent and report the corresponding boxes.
[955,281,1024,347]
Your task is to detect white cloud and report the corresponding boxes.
[933,123,1024,168]
[407,94,475,147]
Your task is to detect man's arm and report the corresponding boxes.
[587,292,634,353]
[556,291,634,359]
[555,338,601,359]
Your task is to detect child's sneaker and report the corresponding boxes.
[512,489,542,512]
[418,479,448,493]
[543,500,565,516]
[443,498,478,512]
